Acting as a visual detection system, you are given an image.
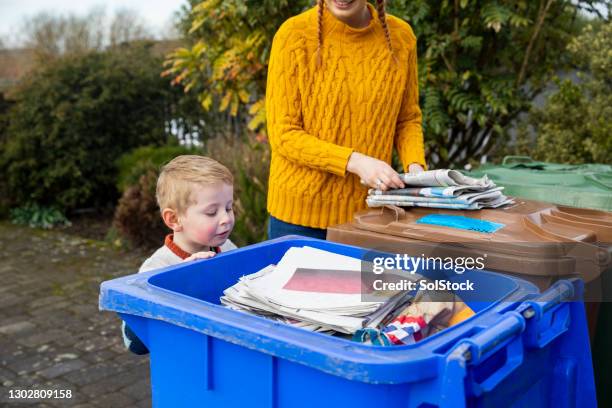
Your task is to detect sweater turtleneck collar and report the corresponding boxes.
[321,2,378,40]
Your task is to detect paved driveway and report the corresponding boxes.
[0,222,151,407]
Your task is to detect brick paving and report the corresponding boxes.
[0,222,152,407]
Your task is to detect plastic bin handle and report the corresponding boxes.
[441,313,525,399]
[502,155,535,165]
[460,312,526,393]
[381,205,406,221]
[519,279,575,314]
[444,280,578,396]
[515,280,577,349]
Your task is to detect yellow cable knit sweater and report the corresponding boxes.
[266,4,425,229]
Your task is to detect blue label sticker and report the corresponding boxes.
[415,214,505,233]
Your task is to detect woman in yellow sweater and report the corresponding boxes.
[266,0,426,239]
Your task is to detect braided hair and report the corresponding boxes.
[376,0,397,62]
[316,0,396,67]
[317,0,325,67]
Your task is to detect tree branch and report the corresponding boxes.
[517,0,555,87]
[453,0,460,64]
[441,51,456,73]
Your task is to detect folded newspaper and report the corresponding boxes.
[220,246,418,334]
[366,169,513,210]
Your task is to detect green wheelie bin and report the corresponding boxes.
[468,156,611,211]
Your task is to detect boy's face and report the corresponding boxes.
[178,183,235,251]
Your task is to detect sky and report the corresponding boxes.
[1,1,607,46]
[0,0,188,45]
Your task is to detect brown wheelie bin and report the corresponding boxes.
[327,199,612,337]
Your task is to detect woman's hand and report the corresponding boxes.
[347,152,405,191]
[183,251,216,262]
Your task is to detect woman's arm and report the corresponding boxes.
[394,41,427,171]
[266,24,353,177]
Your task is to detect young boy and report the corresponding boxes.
[122,155,237,354]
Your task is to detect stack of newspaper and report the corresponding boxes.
[221,246,413,334]
[366,169,513,210]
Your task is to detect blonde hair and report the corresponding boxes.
[156,155,233,214]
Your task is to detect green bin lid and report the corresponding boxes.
[468,156,612,211]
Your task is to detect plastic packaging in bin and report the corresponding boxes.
[99,237,596,408]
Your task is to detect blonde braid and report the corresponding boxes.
[376,0,398,64]
[317,0,325,67]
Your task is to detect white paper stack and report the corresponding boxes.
[221,246,391,334]
[366,169,514,210]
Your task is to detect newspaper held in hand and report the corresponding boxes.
[400,169,492,187]
[367,169,514,210]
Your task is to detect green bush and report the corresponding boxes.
[512,22,612,164]
[116,145,197,193]
[10,203,71,229]
[1,43,172,212]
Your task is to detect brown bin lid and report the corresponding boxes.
[352,199,611,247]
[327,222,578,279]
[330,199,611,282]
[548,206,612,241]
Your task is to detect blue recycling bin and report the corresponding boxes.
[99,236,596,408]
